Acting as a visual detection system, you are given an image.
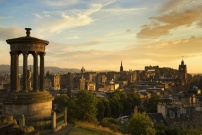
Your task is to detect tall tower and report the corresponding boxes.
[80,66,85,90]
[4,28,54,118]
[179,59,187,84]
[120,61,123,72]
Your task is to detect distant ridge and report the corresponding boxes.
[0,64,81,74]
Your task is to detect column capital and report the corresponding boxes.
[22,51,29,56]
[10,51,19,55]
[40,52,46,56]
[32,51,39,55]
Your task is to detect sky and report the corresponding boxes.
[0,0,202,73]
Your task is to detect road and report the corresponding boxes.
[50,123,74,135]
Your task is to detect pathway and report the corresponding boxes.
[50,123,74,135]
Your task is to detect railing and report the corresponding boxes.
[25,116,52,131]
[56,112,65,128]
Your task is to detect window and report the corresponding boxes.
[177,111,180,117]
[169,111,175,118]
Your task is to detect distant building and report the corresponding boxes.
[79,75,85,90]
[87,82,96,91]
[44,71,61,90]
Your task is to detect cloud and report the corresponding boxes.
[45,39,103,54]
[126,36,202,63]
[159,0,187,12]
[33,3,107,34]
[84,40,103,46]
[34,13,42,19]
[0,27,24,41]
[34,13,93,34]
[43,0,78,7]
[126,29,131,32]
[100,7,147,13]
[46,35,202,69]
[0,16,12,20]
[137,4,202,38]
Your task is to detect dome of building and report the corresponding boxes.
[192,86,199,91]
[81,66,85,73]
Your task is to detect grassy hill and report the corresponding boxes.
[69,122,123,135]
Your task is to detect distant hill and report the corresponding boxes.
[0,64,80,74]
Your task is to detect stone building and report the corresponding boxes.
[87,82,96,91]
[44,71,60,90]
[157,95,202,129]
[60,72,73,96]
[79,75,85,90]
[50,74,61,90]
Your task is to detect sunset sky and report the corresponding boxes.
[0,0,202,73]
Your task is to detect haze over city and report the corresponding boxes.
[0,0,202,73]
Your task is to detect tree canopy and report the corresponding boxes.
[127,113,156,135]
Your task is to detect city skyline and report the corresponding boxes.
[0,0,202,73]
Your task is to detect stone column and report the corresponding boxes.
[52,111,56,132]
[14,52,19,92]
[40,52,45,91]
[33,52,38,91]
[10,52,19,92]
[23,51,28,92]
[19,115,25,127]
[10,52,14,91]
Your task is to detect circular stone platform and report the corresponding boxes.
[3,90,54,117]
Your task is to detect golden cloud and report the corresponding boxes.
[137,5,202,38]
[159,0,187,12]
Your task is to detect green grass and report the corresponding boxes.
[69,126,111,135]
[68,122,123,135]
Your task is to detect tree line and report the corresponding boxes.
[53,90,202,135]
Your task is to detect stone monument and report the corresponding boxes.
[4,28,54,117]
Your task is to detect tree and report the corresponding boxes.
[53,95,69,112]
[137,106,146,113]
[97,98,105,121]
[100,117,121,131]
[127,113,156,135]
[144,95,161,113]
[155,123,166,135]
[165,127,183,135]
[125,91,140,115]
[108,90,141,117]
[102,98,111,117]
[73,90,98,123]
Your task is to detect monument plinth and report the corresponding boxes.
[4,28,54,117]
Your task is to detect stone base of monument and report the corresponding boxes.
[2,90,56,131]
[3,90,54,117]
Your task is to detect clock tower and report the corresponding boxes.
[178,59,187,84]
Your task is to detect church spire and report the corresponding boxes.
[181,57,184,65]
[120,61,123,72]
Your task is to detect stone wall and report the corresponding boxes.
[4,101,52,117]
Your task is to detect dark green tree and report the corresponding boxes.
[165,127,183,135]
[155,123,166,135]
[73,90,98,123]
[144,95,161,113]
[102,98,111,117]
[127,113,156,135]
[97,98,105,121]
[53,95,69,112]
[125,91,141,114]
